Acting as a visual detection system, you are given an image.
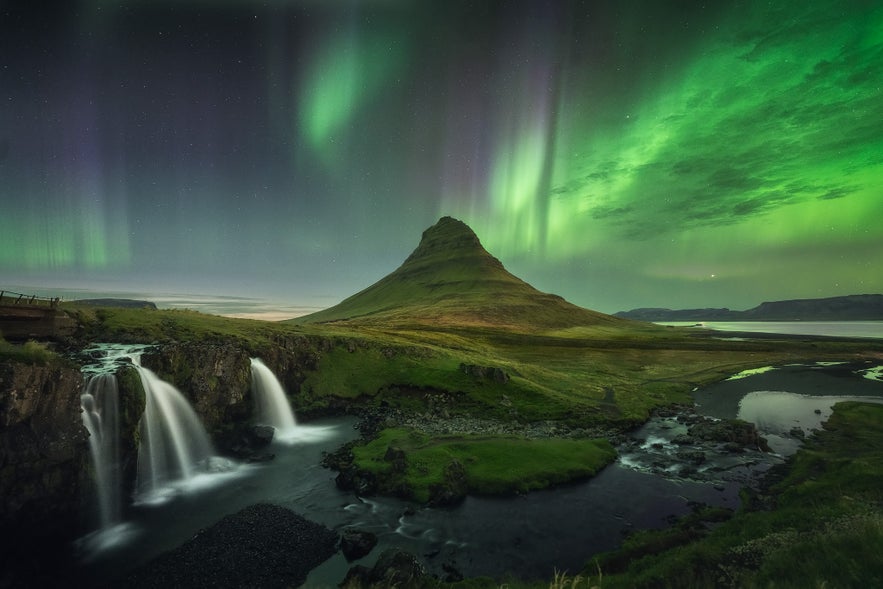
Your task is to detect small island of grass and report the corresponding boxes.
[350,427,617,504]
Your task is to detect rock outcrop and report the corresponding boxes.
[141,342,252,433]
[342,548,428,588]
[0,358,90,585]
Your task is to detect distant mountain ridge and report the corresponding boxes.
[615,294,883,322]
[293,216,625,330]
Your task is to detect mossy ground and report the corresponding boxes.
[352,427,617,502]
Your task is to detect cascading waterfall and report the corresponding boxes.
[250,358,298,439]
[80,373,122,529]
[133,357,216,499]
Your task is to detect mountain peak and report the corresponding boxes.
[294,216,622,330]
[401,216,504,272]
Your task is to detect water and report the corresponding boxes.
[133,359,232,504]
[694,361,883,455]
[250,358,298,440]
[79,418,354,584]
[738,390,883,454]
[80,373,122,529]
[658,320,883,339]
[74,352,883,585]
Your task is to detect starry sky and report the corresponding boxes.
[2,0,881,318]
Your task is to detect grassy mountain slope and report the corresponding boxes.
[292,216,625,330]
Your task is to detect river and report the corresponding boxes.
[76,359,883,586]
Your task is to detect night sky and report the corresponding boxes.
[2,0,881,318]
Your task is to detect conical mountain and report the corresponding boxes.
[294,216,625,330]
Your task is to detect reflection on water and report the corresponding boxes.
[695,362,883,457]
[738,391,883,454]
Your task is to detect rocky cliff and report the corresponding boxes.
[0,359,91,583]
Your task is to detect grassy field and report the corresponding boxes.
[352,427,617,502]
[60,303,882,427]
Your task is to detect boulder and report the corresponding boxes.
[340,529,379,561]
[341,548,429,588]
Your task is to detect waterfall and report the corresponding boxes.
[133,360,216,499]
[80,373,122,529]
[250,358,297,438]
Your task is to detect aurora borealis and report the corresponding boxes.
[2,0,881,316]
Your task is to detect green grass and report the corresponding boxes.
[589,402,883,588]
[0,337,57,365]
[63,303,882,427]
[352,427,617,503]
[64,304,316,351]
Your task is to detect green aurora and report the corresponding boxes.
[1,0,880,313]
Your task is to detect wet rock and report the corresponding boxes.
[789,427,806,439]
[370,549,428,587]
[676,450,707,465]
[688,418,771,452]
[442,561,464,582]
[250,424,275,445]
[340,529,378,561]
[245,452,275,463]
[672,434,693,445]
[335,468,377,496]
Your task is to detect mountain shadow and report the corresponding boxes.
[293,216,626,331]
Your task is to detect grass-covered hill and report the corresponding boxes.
[291,216,625,331]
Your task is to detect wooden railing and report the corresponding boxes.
[0,290,60,308]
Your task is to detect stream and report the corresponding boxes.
[76,359,883,586]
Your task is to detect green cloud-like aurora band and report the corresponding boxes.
[445,0,883,296]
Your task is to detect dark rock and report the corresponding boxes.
[688,418,771,452]
[459,363,510,383]
[676,450,707,465]
[442,561,464,582]
[340,564,372,588]
[340,529,379,561]
[789,426,806,439]
[140,343,251,433]
[245,452,275,463]
[369,548,427,587]
[428,459,468,506]
[336,468,377,496]
[0,359,91,588]
[383,446,407,473]
[123,503,337,588]
[250,424,275,445]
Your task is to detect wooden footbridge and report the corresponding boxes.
[0,290,76,341]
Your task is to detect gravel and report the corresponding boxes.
[124,503,338,588]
